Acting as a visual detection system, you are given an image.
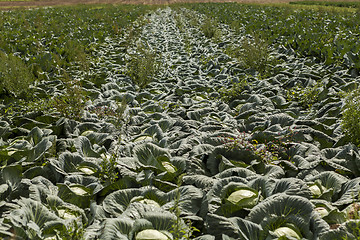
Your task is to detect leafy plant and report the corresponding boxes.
[89,98,127,129]
[221,132,277,164]
[221,128,298,164]
[51,74,86,120]
[233,34,270,75]
[99,152,119,186]
[123,16,150,48]
[0,52,34,98]
[0,98,52,118]
[286,81,324,109]
[62,40,90,71]
[341,87,360,146]
[219,78,248,103]
[127,43,160,89]
[200,16,221,40]
[289,1,360,9]
[170,174,200,239]
[340,203,360,240]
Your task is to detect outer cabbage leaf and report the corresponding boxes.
[6,198,66,239]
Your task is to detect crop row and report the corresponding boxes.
[184,3,360,72]
[1,3,360,240]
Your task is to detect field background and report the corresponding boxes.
[2,0,360,238]
[0,0,359,10]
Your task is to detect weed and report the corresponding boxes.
[220,128,298,164]
[99,151,119,186]
[181,9,199,27]
[174,12,185,32]
[0,52,34,98]
[219,78,248,103]
[63,220,85,240]
[124,17,149,48]
[230,20,243,34]
[341,88,360,146]
[226,34,271,75]
[173,12,193,54]
[241,34,270,74]
[200,17,221,40]
[339,203,360,239]
[51,74,86,120]
[263,127,299,162]
[127,43,160,89]
[0,98,52,119]
[63,40,90,72]
[286,81,324,109]
[183,34,192,55]
[170,174,200,239]
[88,98,127,129]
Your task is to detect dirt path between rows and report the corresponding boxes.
[0,0,306,10]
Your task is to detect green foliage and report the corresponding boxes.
[0,5,154,82]
[341,204,360,239]
[52,220,85,240]
[240,35,270,75]
[127,43,160,89]
[2,4,360,240]
[226,34,271,75]
[170,174,200,239]
[219,78,248,103]
[124,17,150,49]
[0,98,52,118]
[174,12,185,32]
[170,174,185,239]
[290,1,360,9]
[51,75,86,120]
[221,129,297,164]
[200,17,221,40]
[0,52,34,97]
[62,40,89,71]
[99,152,119,186]
[286,81,324,109]
[341,88,360,146]
[222,134,277,164]
[342,221,360,240]
[89,99,127,129]
[187,3,360,69]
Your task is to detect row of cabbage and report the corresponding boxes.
[0,4,157,98]
[1,3,360,240]
[185,3,360,73]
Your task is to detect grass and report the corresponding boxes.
[286,81,325,109]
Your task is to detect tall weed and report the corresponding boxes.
[127,43,160,89]
[0,52,34,98]
[235,34,270,75]
[201,17,221,40]
[51,74,86,120]
[219,78,249,103]
[341,88,360,146]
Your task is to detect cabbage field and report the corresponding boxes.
[1,3,360,239]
